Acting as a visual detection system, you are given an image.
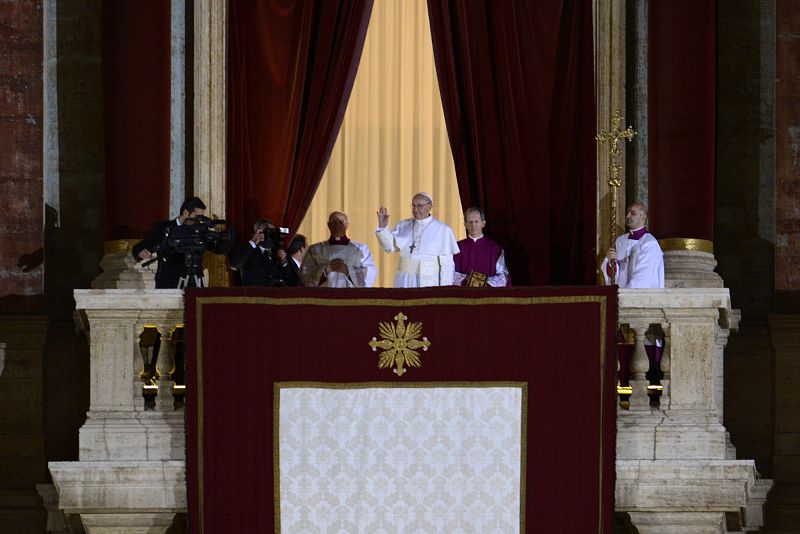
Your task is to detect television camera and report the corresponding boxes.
[257,225,290,254]
[142,215,233,288]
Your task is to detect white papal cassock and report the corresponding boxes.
[376,215,459,287]
[601,231,664,289]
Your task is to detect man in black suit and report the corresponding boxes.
[132,197,207,289]
[229,219,293,286]
[279,234,307,286]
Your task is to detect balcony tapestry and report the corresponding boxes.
[185,286,617,533]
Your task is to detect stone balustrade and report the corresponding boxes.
[49,290,186,533]
[48,288,770,533]
[615,288,771,533]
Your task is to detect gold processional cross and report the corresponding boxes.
[596,110,636,285]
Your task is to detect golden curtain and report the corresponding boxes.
[296,0,462,288]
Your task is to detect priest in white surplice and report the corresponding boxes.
[301,211,377,287]
[375,192,459,287]
[601,202,664,288]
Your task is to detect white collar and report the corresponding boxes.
[469,234,483,242]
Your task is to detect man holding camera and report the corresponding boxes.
[132,197,207,289]
[229,219,294,286]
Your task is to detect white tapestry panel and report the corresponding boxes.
[278,386,523,534]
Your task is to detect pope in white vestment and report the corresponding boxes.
[376,192,459,287]
[600,203,664,289]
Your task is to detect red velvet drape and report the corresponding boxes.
[102,0,171,239]
[427,1,596,285]
[648,1,715,240]
[227,0,373,240]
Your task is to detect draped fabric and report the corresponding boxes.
[102,0,171,239]
[185,286,618,533]
[427,1,596,285]
[297,0,463,288]
[226,0,373,240]
[648,0,715,240]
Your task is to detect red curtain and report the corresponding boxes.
[427,1,596,285]
[648,1,715,240]
[102,0,171,239]
[227,0,373,240]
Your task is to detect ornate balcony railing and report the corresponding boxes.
[46,288,770,534]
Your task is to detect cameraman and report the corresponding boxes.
[132,197,206,289]
[229,219,292,286]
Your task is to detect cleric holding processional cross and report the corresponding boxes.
[375,192,459,287]
[600,202,664,289]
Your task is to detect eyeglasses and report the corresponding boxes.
[411,203,431,209]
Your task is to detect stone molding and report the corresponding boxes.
[49,461,185,533]
[663,249,725,288]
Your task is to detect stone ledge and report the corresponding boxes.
[49,461,186,513]
[619,288,731,310]
[74,289,184,310]
[616,459,763,511]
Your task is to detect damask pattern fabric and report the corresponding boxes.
[278,386,522,533]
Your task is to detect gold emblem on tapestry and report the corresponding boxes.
[369,311,430,376]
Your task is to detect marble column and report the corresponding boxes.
[595,0,628,268]
[194,0,229,286]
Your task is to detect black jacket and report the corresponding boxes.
[132,219,185,289]
[229,243,292,286]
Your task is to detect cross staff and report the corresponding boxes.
[596,110,636,284]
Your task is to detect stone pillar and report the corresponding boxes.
[767,314,800,529]
[91,240,155,289]
[193,0,227,220]
[0,317,48,532]
[170,0,187,218]
[194,0,229,287]
[595,0,628,261]
[775,0,800,313]
[659,238,724,289]
[626,0,648,207]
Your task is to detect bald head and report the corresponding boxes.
[327,211,349,238]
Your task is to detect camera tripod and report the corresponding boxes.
[177,249,206,289]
